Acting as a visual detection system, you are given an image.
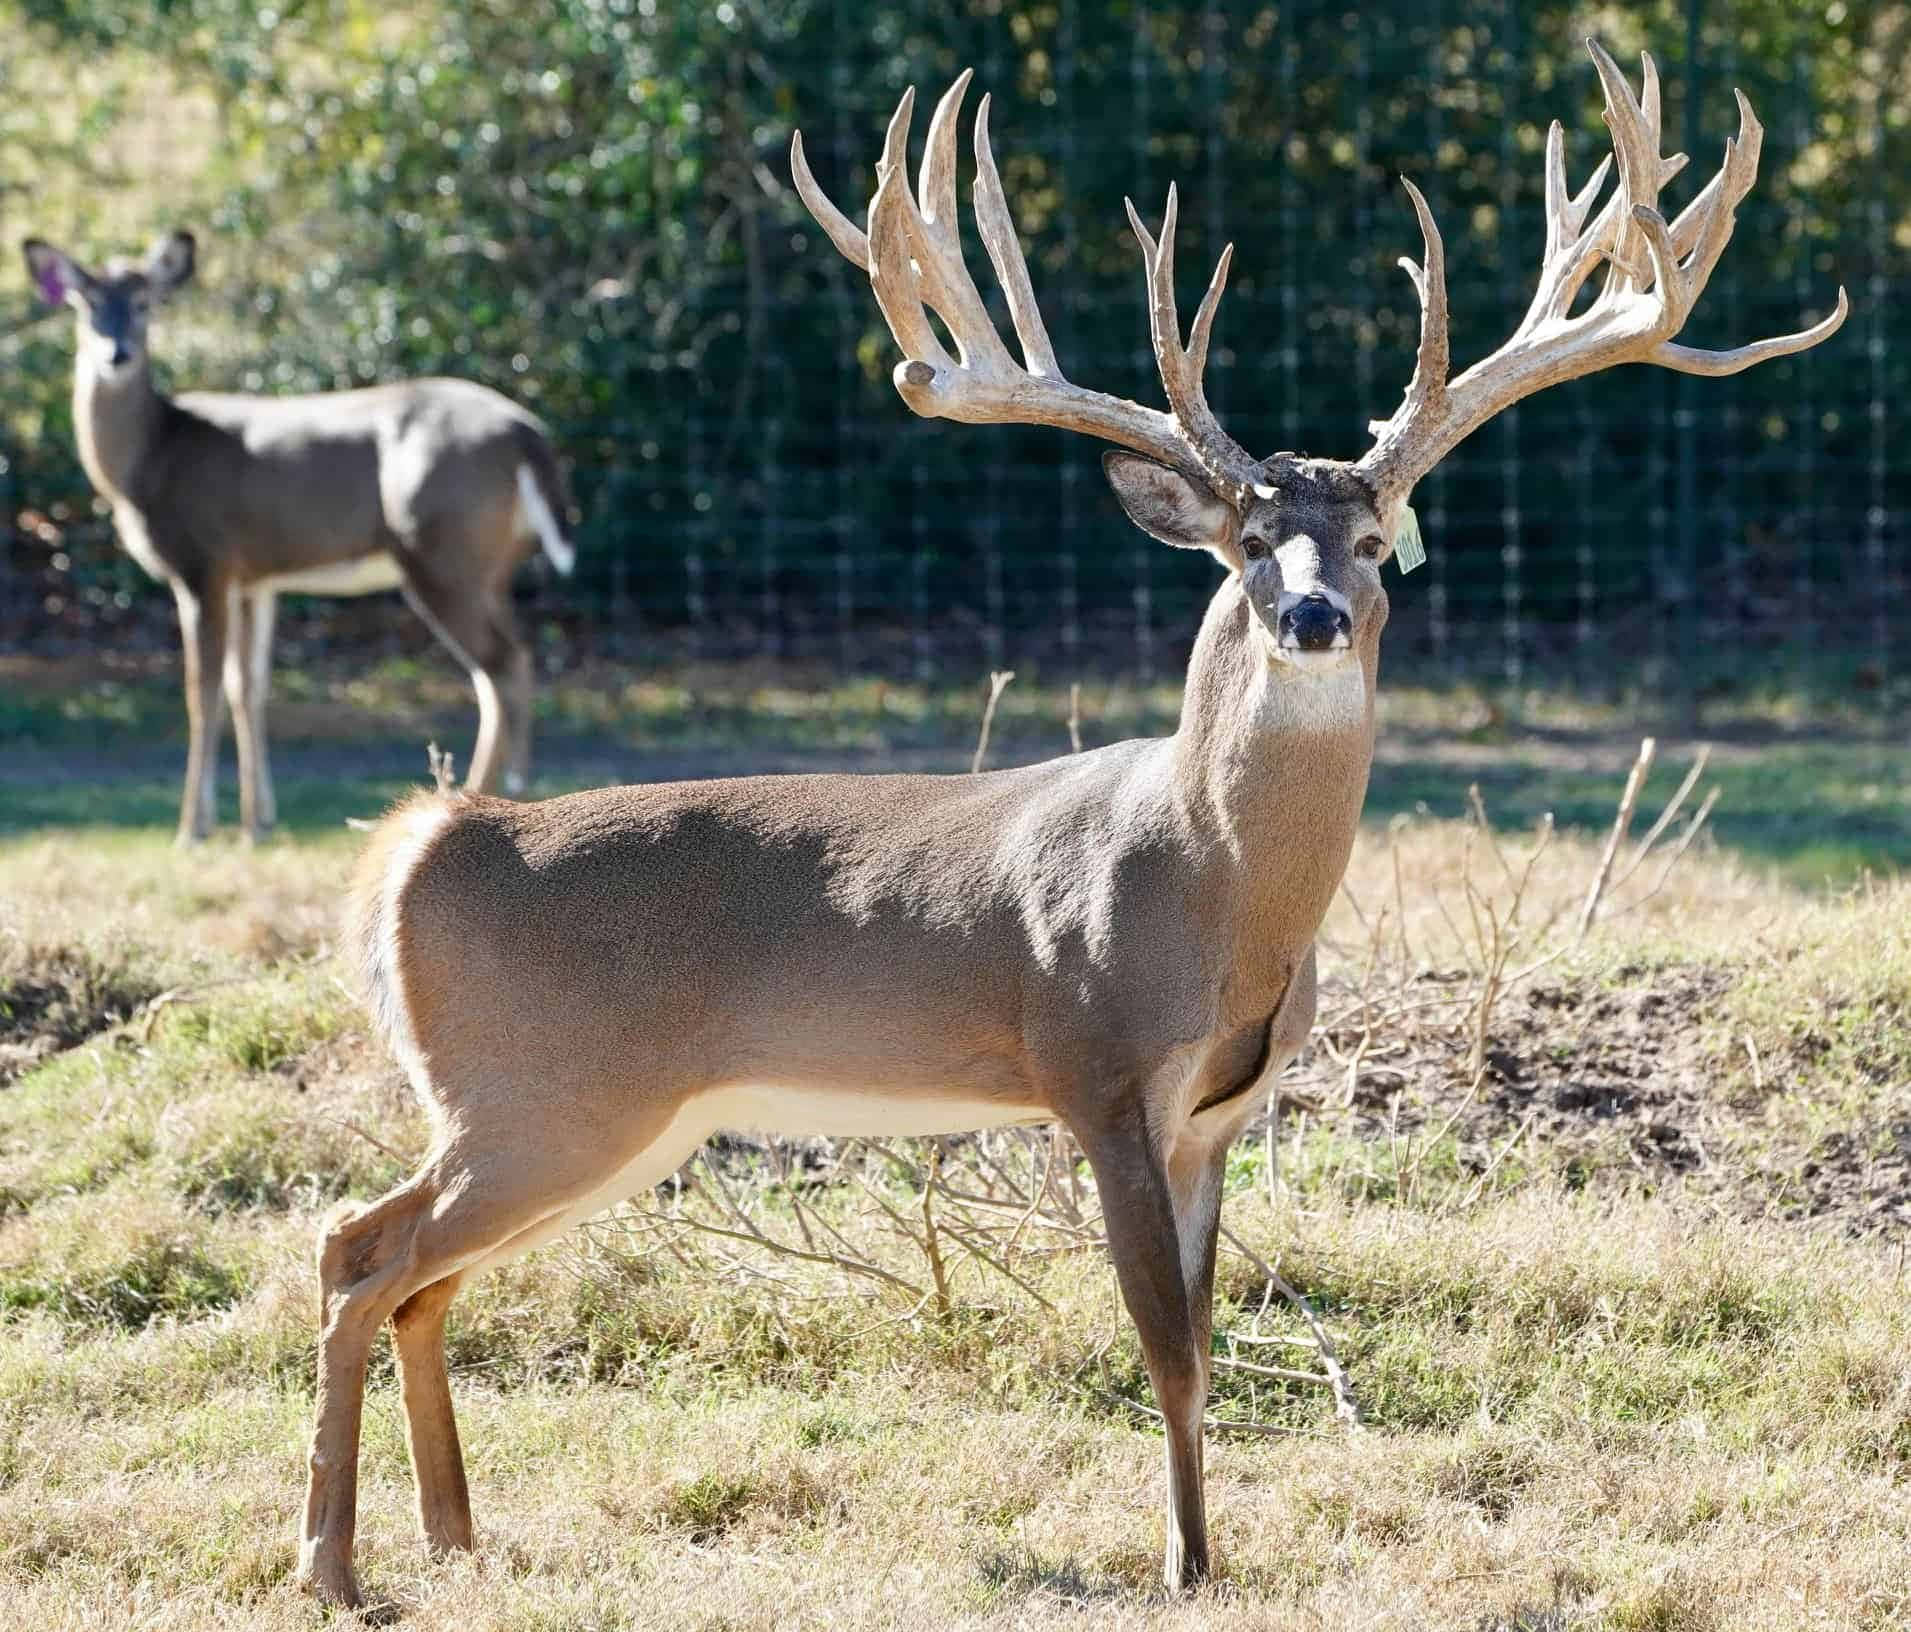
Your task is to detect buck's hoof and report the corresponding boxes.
[295,1545,363,1610]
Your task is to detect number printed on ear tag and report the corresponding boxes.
[1393,503,1426,574]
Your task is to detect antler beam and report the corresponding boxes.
[1358,38,1848,510]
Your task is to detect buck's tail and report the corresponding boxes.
[348,790,460,1103]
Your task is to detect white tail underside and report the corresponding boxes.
[515,463,575,576]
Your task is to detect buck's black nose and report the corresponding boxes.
[1279,594,1350,652]
[109,343,131,367]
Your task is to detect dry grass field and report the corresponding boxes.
[2,667,1908,1629]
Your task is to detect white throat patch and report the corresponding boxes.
[1259,650,1368,735]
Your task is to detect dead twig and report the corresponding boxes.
[971,669,1015,774]
[1577,735,1656,937]
[304,1114,414,1166]
[425,740,457,795]
[1453,1107,1540,1211]
[920,1142,953,1318]
[1609,743,1711,893]
[1219,1225,1364,1430]
[1086,1386,1321,1439]
[1212,1353,1334,1387]
[623,1206,928,1302]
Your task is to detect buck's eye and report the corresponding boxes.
[1355,533,1386,561]
[1242,537,1269,562]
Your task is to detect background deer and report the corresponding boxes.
[20,230,577,843]
[294,43,1843,1609]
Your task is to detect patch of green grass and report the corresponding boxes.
[3,660,1904,881]
[0,1228,246,1330]
[1364,737,1909,885]
[651,1471,761,1540]
[0,772,429,840]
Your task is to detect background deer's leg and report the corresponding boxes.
[244,587,277,829]
[498,602,534,795]
[399,547,531,796]
[1070,1105,1212,1590]
[391,1271,471,1555]
[221,585,274,841]
[172,580,230,845]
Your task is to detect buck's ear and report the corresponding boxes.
[22,239,90,308]
[1102,452,1236,552]
[144,230,196,298]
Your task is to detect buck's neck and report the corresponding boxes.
[71,348,166,504]
[1166,575,1377,948]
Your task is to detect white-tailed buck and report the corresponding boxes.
[297,42,1843,1607]
[21,230,576,843]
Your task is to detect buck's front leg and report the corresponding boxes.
[1070,1103,1213,1590]
[172,581,230,845]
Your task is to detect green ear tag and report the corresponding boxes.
[1393,503,1426,574]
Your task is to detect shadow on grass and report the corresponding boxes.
[3,669,1904,884]
[0,772,426,840]
[975,1547,1129,1604]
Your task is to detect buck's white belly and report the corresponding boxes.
[695,1082,1051,1139]
[461,1084,1052,1278]
[261,553,406,597]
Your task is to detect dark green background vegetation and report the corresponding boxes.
[2,0,1903,686]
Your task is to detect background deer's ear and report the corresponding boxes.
[144,230,196,298]
[1102,452,1236,553]
[22,239,91,308]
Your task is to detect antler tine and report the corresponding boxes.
[1126,187,1265,501]
[1542,120,1613,265]
[789,130,869,267]
[1650,285,1849,376]
[1667,90,1760,295]
[793,76,1216,481]
[866,150,955,373]
[1592,43,1670,295]
[1393,177,1449,424]
[889,79,1014,374]
[1356,38,1847,509]
[972,93,1061,379]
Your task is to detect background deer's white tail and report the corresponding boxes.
[515,462,575,576]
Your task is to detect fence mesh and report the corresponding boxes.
[2,0,1903,694]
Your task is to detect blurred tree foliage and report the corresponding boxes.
[2,0,1904,670]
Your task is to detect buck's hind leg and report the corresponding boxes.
[298,1178,436,1608]
[392,1272,472,1555]
[298,1110,699,1607]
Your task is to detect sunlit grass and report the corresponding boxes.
[1,805,1908,1626]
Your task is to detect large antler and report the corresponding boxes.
[792,72,1267,503]
[1357,38,1848,510]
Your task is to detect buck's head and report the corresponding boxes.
[22,230,196,382]
[1102,450,1392,675]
